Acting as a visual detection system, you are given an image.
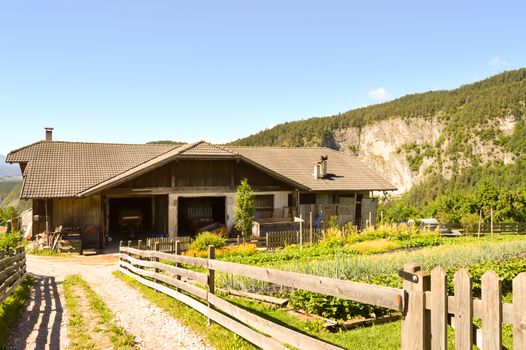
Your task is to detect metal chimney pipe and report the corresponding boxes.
[45,127,54,141]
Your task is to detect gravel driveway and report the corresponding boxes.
[9,254,213,350]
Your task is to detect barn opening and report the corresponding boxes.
[108,197,153,241]
[177,196,226,237]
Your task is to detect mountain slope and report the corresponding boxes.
[231,69,526,193]
[0,155,20,178]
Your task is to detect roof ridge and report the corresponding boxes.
[179,141,238,156]
[41,140,185,147]
[226,145,336,151]
[6,140,45,159]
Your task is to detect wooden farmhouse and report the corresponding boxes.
[6,129,395,249]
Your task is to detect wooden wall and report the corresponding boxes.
[52,195,102,229]
[116,159,292,191]
[32,199,47,234]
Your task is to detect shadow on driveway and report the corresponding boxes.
[8,275,63,350]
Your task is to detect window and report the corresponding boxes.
[254,195,274,219]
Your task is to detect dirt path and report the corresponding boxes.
[9,254,212,350]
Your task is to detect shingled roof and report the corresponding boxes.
[6,141,182,198]
[7,140,395,198]
[226,146,396,192]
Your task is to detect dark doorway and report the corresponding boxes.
[178,196,225,236]
[109,197,152,241]
[355,194,363,228]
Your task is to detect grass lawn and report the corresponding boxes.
[0,277,33,349]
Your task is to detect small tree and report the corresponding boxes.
[234,178,255,239]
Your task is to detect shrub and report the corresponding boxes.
[0,231,23,251]
[347,239,400,254]
[218,243,257,258]
[460,213,480,235]
[188,232,226,251]
[234,179,255,238]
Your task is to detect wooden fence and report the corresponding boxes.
[265,229,323,249]
[441,222,526,235]
[400,263,526,349]
[145,236,192,252]
[0,247,27,304]
[119,241,404,350]
[121,241,526,349]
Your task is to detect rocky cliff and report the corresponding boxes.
[324,116,516,193]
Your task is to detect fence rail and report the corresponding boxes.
[121,240,526,350]
[119,242,404,350]
[0,247,27,304]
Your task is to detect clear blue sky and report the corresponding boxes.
[1,0,525,155]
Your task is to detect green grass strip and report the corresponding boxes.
[64,275,136,350]
[0,277,34,350]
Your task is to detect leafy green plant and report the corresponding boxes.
[0,206,17,226]
[188,231,226,251]
[289,290,389,321]
[234,178,255,239]
[0,231,22,250]
[0,277,34,348]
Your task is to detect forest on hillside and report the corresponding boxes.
[233,69,526,224]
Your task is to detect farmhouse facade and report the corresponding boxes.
[6,130,395,248]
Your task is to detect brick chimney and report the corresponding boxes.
[45,127,54,141]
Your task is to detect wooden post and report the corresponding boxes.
[369,211,372,229]
[454,269,473,350]
[490,207,494,237]
[207,245,215,325]
[309,211,313,244]
[430,267,448,350]
[175,240,181,292]
[127,240,131,247]
[154,242,160,274]
[299,214,303,250]
[513,273,526,349]
[481,270,502,350]
[265,233,269,249]
[478,208,482,238]
[138,240,142,250]
[401,263,430,350]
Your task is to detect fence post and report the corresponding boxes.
[299,214,303,250]
[207,245,215,325]
[490,207,494,237]
[309,211,313,244]
[401,263,430,350]
[454,269,473,350]
[481,270,502,349]
[154,242,160,274]
[513,273,526,349]
[138,239,142,250]
[175,240,181,292]
[265,233,269,249]
[430,267,447,350]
